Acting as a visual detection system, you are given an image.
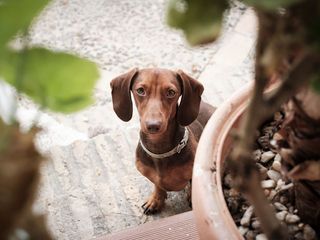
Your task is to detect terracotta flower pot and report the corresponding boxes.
[192,83,254,239]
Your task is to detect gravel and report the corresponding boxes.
[256,233,267,240]
[251,219,261,230]
[271,160,281,172]
[276,211,288,221]
[286,214,301,224]
[274,153,282,162]
[267,170,281,182]
[274,202,287,211]
[240,206,254,227]
[223,112,317,239]
[260,151,275,163]
[261,179,276,189]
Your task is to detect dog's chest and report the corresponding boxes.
[136,156,193,191]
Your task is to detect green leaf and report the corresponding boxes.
[0,0,49,51]
[243,0,301,10]
[311,75,320,94]
[167,0,228,45]
[0,48,99,113]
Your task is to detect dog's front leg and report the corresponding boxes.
[142,185,167,215]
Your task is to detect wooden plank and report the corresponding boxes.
[98,211,199,240]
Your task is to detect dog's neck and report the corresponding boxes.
[139,120,185,155]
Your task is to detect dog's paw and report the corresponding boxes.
[141,191,167,215]
[141,197,164,215]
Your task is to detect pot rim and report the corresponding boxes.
[192,82,254,240]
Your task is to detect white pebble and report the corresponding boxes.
[274,202,287,211]
[268,190,277,200]
[246,230,255,239]
[238,226,249,236]
[251,220,260,229]
[269,139,277,148]
[261,179,276,189]
[256,233,267,240]
[272,160,281,172]
[274,153,282,162]
[240,206,254,227]
[277,179,285,188]
[285,213,300,224]
[276,211,288,221]
[261,151,275,163]
[267,170,281,182]
[279,183,294,191]
[275,179,288,191]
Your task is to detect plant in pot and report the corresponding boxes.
[0,0,99,239]
[168,0,320,239]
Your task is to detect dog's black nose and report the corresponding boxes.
[146,120,162,133]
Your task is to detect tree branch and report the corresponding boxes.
[265,52,320,113]
[229,10,289,239]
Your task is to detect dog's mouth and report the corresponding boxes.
[141,122,166,135]
[143,127,165,135]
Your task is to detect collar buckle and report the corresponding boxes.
[177,140,186,153]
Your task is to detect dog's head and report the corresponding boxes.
[110,68,203,136]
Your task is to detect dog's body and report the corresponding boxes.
[111,68,214,214]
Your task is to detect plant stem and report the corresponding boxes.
[229,10,288,239]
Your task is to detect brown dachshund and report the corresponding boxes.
[110,68,215,214]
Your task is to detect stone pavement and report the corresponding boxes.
[0,1,257,239]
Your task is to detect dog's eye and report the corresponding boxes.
[136,87,146,96]
[166,89,176,98]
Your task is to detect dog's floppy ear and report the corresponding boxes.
[176,70,204,126]
[110,68,138,121]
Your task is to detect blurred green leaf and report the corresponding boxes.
[0,48,99,113]
[0,0,49,51]
[243,0,300,10]
[167,0,228,45]
[311,75,320,93]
